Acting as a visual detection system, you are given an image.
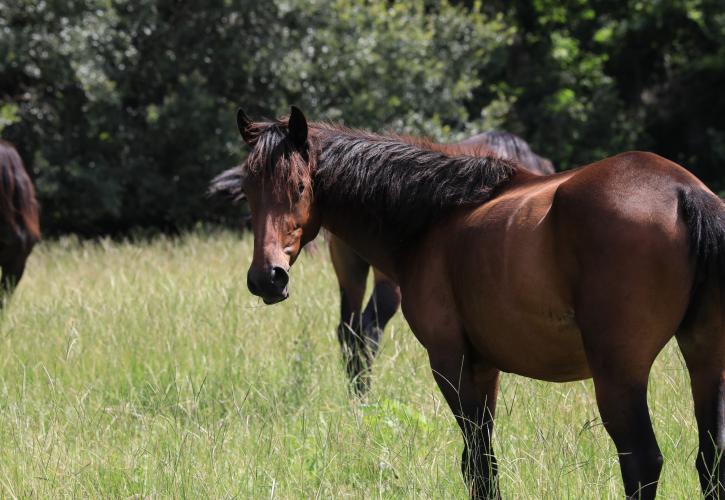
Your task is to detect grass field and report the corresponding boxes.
[0,231,703,498]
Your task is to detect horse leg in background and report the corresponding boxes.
[0,252,27,305]
[329,235,372,394]
[359,268,401,367]
[677,295,725,499]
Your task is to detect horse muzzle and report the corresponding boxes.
[247,265,290,304]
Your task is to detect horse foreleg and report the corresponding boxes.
[428,347,500,499]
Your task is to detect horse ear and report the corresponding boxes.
[237,108,254,146]
[288,105,308,148]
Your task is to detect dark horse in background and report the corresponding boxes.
[328,131,554,394]
[212,130,555,394]
[213,106,725,499]
[0,141,39,299]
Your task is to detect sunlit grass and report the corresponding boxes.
[0,230,701,498]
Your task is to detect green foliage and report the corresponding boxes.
[472,0,725,177]
[276,0,510,138]
[0,0,507,235]
[0,0,723,235]
[1,0,287,234]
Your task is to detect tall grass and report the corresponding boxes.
[0,231,701,498]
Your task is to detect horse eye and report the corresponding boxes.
[298,182,305,195]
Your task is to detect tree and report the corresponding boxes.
[0,0,510,234]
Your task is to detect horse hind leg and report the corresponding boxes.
[677,291,725,499]
[575,274,682,498]
[590,372,663,499]
[674,182,725,497]
[329,236,371,394]
[582,327,665,499]
[360,268,401,365]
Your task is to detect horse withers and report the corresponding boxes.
[212,106,725,499]
[0,141,39,301]
[328,131,555,395]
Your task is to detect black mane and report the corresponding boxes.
[210,122,520,243]
[313,126,518,242]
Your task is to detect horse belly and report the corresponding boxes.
[466,301,590,382]
[452,184,591,382]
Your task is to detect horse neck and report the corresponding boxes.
[307,125,517,279]
[309,128,408,279]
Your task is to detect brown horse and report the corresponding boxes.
[210,131,554,395]
[0,141,39,300]
[328,131,554,394]
[212,106,725,499]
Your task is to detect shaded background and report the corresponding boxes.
[1,0,723,236]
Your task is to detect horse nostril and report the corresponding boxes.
[270,266,289,289]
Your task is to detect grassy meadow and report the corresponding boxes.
[0,231,703,498]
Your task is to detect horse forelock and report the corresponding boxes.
[243,119,316,203]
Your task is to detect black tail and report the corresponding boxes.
[208,165,246,201]
[679,187,725,322]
